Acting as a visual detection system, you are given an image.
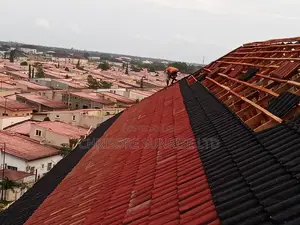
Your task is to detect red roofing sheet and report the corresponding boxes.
[0,97,35,111]
[0,130,59,161]
[17,94,67,109]
[228,65,244,78]
[24,83,220,225]
[5,120,37,135]
[15,80,50,91]
[271,61,300,79]
[101,92,136,104]
[35,121,89,139]
[70,92,115,105]
[0,169,33,181]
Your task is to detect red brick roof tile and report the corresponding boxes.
[24,83,220,225]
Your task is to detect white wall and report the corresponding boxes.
[27,155,62,178]
[128,92,148,101]
[0,153,26,171]
[0,116,32,130]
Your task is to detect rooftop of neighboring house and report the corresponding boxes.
[5,71,28,79]
[101,92,136,104]
[69,92,115,105]
[0,169,33,181]
[14,80,50,91]
[130,89,154,96]
[0,82,17,90]
[0,130,60,161]
[2,37,300,225]
[16,93,67,109]
[0,97,35,111]
[5,120,38,136]
[3,63,24,71]
[34,121,89,139]
[56,79,86,89]
[34,108,125,115]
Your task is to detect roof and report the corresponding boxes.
[69,92,115,105]
[6,71,28,79]
[17,94,67,109]
[2,37,300,225]
[15,80,50,91]
[5,120,38,135]
[0,97,35,111]
[0,169,33,181]
[34,121,89,138]
[0,130,59,161]
[101,92,136,104]
[194,36,300,131]
[130,89,153,97]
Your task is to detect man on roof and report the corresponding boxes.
[165,66,179,86]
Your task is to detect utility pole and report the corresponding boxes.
[202,56,205,65]
[1,143,6,201]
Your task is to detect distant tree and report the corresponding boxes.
[65,67,70,72]
[76,60,84,70]
[32,68,35,78]
[98,61,110,71]
[122,63,126,69]
[9,50,16,63]
[35,66,45,78]
[125,63,129,75]
[0,177,22,201]
[148,66,156,73]
[131,65,142,72]
[136,99,140,103]
[20,61,28,66]
[43,117,50,121]
[59,144,72,158]
[57,62,60,68]
[83,52,90,59]
[28,65,32,79]
[65,74,70,79]
[87,75,112,89]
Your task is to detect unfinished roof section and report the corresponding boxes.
[193,36,300,131]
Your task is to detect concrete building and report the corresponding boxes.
[32,108,124,128]
[127,89,154,101]
[0,98,34,117]
[100,92,136,107]
[0,131,62,179]
[16,94,68,112]
[30,121,89,147]
[62,92,115,110]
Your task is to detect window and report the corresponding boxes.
[72,115,76,121]
[7,166,17,171]
[41,164,44,169]
[27,113,30,116]
[75,104,79,109]
[30,166,35,174]
[35,130,42,136]
[106,112,111,116]
[56,115,60,118]
[83,105,88,109]
[47,162,52,171]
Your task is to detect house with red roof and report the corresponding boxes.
[0,97,35,117]
[62,92,116,110]
[0,169,35,202]
[100,91,136,107]
[29,121,90,148]
[16,93,68,112]
[0,130,61,180]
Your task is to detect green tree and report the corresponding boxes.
[28,65,32,79]
[0,177,22,201]
[125,63,129,75]
[98,61,110,71]
[9,50,16,63]
[131,64,142,72]
[20,61,28,66]
[87,75,112,89]
[35,66,45,78]
[60,138,79,157]
[65,67,70,72]
[43,117,50,121]
[83,52,90,59]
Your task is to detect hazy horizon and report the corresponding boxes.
[1,0,300,64]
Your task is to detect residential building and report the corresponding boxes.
[127,89,153,101]
[100,92,136,107]
[19,48,37,54]
[15,80,50,92]
[0,131,61,179]
[0,116,32,130]
[0,98,34,116]
[62,92,115,110]
[32,108,124,128]
[0,169,35,202]
[16,94,68,112]
[5,120,37,136]
[30,121,89,147]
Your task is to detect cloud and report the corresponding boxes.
[132,34,152,41]
[70,24,81,34]
[35,18,50,29]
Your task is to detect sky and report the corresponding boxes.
[1,0,300,63]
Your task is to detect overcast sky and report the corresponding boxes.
[1,0,300,63]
